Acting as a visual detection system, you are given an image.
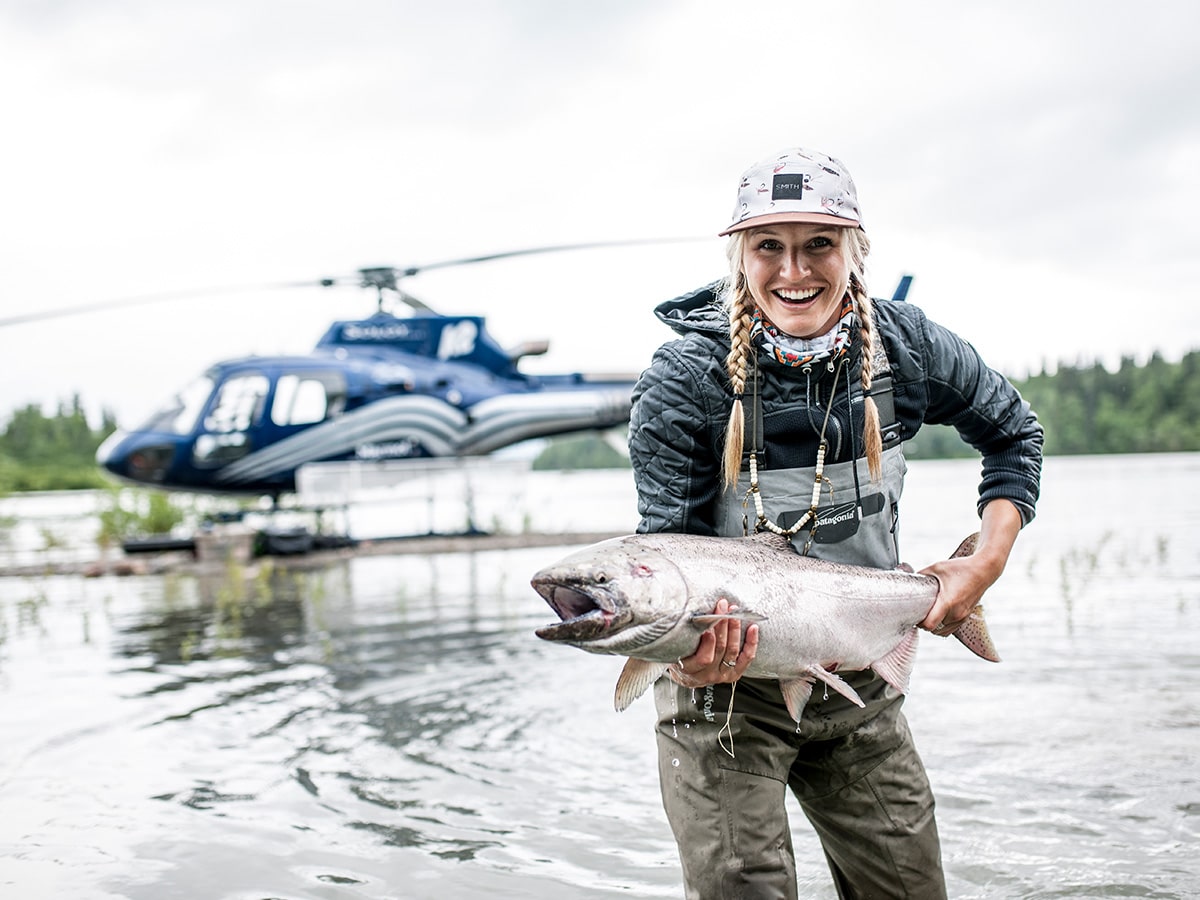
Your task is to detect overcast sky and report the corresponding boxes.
[2,0,1197,428]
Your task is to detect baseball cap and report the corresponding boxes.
[719,148,863,236]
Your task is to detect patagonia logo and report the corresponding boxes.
[701,685,716,722]
[817,502,860,529]
[778,493,886,544]
[772,173,809,200]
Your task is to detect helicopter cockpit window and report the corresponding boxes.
[139,375,214,435]
[270,373,346,427]
[204,374,269,434]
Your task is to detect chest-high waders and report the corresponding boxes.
[653,361,948,900]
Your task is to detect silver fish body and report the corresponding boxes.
[532,531,998,722]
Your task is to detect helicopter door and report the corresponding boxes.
[269,373,346,427]
[191,372,270,467]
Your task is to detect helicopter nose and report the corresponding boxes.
[95,430,126,466]
[97,432,176,484]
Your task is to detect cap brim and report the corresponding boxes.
[718,211,861,237]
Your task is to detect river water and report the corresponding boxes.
[1,454,1197,899]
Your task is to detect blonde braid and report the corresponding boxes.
[847,230,883,481]
[721,233,755,489]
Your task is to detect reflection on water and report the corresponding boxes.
[1,454,1198,899]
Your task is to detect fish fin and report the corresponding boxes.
[746,532,795,553]
[780,666,867,723]
[804,665,866,709]
[950,533,980,559]
[779,678,815,722]
[690,611,768,630]
[614,658,670,712]
[953,604,1001,662]
[871,627,920,694]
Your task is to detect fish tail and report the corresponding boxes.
[953,604,1001,662]
[950,532,980,559]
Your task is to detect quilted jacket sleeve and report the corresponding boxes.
[884,304,1044,524]
[628,339,727,535]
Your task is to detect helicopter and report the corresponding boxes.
[5,246,912,502]
[83,250,658,499]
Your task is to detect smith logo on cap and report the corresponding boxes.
[772,173,809,200]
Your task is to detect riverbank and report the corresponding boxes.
[0,529,627,578]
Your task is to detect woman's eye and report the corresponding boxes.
[757,239,782,251]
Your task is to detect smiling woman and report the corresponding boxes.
[626,146,1043,899]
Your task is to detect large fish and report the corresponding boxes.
[531,531,999,723]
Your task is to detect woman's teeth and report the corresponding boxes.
[775,288,820,302]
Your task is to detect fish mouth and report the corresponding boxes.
[531,577,629,643]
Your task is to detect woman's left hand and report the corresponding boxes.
[666,597,759,688]
[918,499,1023,637]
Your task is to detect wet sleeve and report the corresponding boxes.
[628,343,725,535]
[918,318,1044,525]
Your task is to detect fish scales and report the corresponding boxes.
[532,531,998,723]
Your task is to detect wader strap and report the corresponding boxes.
[740,364,764,466]
[868,374,901,449]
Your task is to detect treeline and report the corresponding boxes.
[1,353,1198,492]
[903,350,1200,459]
[0,396,118,492]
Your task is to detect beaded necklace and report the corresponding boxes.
[742,297,855,545]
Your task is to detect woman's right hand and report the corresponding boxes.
[667,598,759,688]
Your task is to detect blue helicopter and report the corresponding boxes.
[91,251,652,499]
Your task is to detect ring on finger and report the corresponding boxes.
[722,659,737,668]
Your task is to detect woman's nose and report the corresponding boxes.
[780,252,810,279]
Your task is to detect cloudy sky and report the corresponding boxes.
[1,0,1197,428]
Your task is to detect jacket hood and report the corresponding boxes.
[653,281,728,338]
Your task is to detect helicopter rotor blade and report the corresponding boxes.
[0,236,710,328]
[399,237,707,278]
[0,279,326,329]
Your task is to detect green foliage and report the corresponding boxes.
[904,351,1200,459]
[97,488,187,547]
[532,433,629,470]
[1015,352,1200,455]
[0,397,118,493]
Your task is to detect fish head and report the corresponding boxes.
[531,536,692,657]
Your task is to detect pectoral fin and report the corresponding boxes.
[690,610,768,630]
[614,658,670,712]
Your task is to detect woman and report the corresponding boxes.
[628,148,1043,899]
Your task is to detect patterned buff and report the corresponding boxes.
[751,295,856,367]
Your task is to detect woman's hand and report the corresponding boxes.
[667,598,759,688]
[920,499,1023,636]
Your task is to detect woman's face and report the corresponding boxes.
[741,222,853,339]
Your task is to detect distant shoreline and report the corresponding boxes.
[0,530,626,579]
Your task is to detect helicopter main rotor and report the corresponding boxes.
[0,237,707,329]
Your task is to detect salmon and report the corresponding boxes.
[532,531,998,723]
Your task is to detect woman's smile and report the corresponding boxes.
[743,222,852,339]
